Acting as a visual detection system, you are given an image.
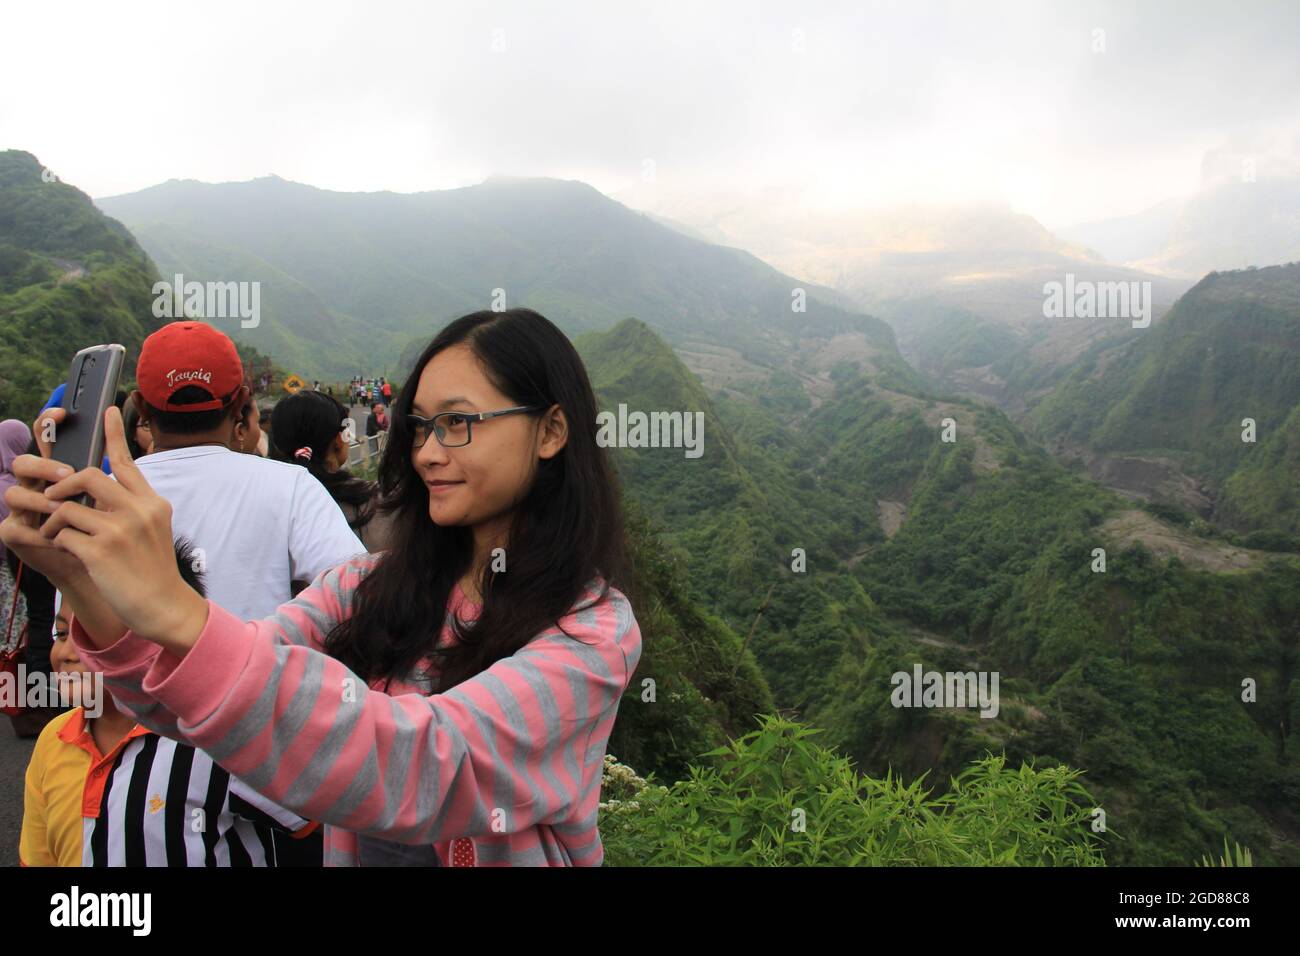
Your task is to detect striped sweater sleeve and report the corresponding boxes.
[80,578,641,845]
[69,554,377,741]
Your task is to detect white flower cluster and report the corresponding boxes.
[601,753,647,792]
[598,754,667,814]
[600,798,643,811]
[666,688,709,703]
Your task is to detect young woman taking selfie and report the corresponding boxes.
[1,308,643,867]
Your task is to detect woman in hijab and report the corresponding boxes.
[0,419,32,555]
[2,419,59,735]
[0,420,31,642]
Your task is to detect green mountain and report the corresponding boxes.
[0,150,162,419]
[581,317,1300,865]
[606,495,776,783]
[97,175,907,387]
[0,152,295,421]
[1028,263,1300,535]
[577,318,887,724]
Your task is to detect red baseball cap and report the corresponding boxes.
[137,321,244,412]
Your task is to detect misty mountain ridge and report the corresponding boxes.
[98,173,908,397]
[1057,175,1300,279]
[612,184,1196,413]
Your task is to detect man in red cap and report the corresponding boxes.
[128,321,365,866]
[133,319,247,425]
[130,321,364,619]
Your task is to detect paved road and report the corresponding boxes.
[1,719,37,865]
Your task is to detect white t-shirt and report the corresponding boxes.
[136,445,366,621]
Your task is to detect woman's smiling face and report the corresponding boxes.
[409,343,567,534]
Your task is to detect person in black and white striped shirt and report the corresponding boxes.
[20,541,317,867]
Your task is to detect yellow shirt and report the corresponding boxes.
[19,708,150,867]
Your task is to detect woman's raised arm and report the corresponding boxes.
[76,581,641,843]
[67,554,375,738]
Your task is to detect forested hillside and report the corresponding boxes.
[0,150,161,418]
[0,152,298,420]
[582,318,1300,865]
[1028,263,1300,536]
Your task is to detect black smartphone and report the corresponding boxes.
[50,344,126,502]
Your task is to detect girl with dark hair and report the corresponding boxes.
[4,308,643,867]
[121,400,153,459]
[269,390,392,552]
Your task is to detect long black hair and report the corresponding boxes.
[324,308,631,692]
[270,389,378,533]
[122,399,149,459]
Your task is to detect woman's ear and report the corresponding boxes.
[537,403,568,460]
[329,432,350,471]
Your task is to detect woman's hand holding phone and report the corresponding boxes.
[0,408,91,588]
[35,406,209,657]
[0,406,207,654]
[1,408,128,646]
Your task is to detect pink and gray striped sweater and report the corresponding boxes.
[70,554,642,866]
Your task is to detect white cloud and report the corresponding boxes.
[1,0,1295,225]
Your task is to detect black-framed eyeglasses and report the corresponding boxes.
[406,405,543,448]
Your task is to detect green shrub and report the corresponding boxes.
[1241,529,1300,553]
[600,714,1107,866]
[1142,500,1194,527]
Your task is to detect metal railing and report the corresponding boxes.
[347,429,388,467]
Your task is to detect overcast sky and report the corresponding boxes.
[3,0,1297,227]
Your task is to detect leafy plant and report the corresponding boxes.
[1194,838,1253,867]
[600,714,1107,866]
